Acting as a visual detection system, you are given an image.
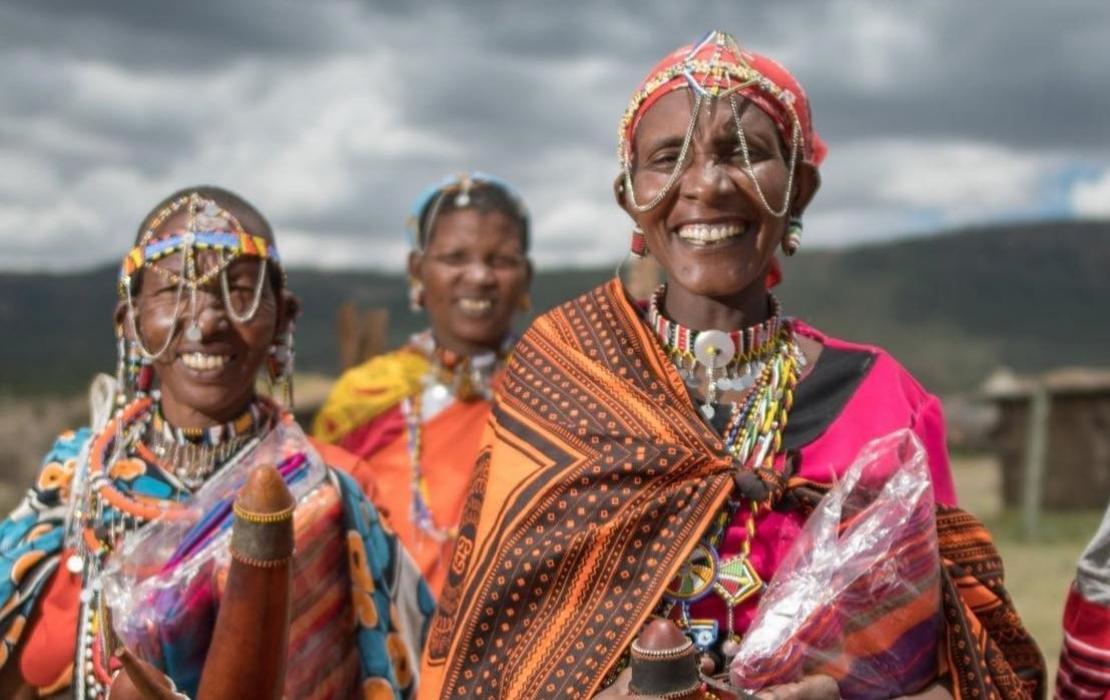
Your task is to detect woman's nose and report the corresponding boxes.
[462,260,496,284]
[679,155,732,203]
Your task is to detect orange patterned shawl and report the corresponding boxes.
[418,280,1044,700]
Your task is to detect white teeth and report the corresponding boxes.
[181,352,229,371]
[676,223,745,244]
[457,298,493,313]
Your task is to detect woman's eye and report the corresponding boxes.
[492,255,523,269]
[435,252,467,265]
[651,151,680,167]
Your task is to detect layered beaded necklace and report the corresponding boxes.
[63,393,272,698]
[402,331,511,542]
[648,284,805,665]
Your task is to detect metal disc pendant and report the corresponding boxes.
[693,330,736,369]
[66,554,84,574]
[700,403,716,420]
[185,323,202,342]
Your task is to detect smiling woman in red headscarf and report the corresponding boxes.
[418,31,1043,700]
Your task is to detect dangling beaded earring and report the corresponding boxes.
[630,226,648,259]
[409,278,425,312]
[518,293,532,312]
[782,216,803,256]
[267,323,295,407]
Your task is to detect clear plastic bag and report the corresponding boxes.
[729,429,942,699]
[100,420,328,693]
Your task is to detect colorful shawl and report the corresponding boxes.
[313,348,430,445]
[0,416,435,698]
[418,279,1043,699]
[314,347,497,596]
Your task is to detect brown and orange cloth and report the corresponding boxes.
[418,279,1043,700]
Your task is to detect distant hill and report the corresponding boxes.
[2,220,1106,396]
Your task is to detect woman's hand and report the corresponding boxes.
[755,674,840,700]
[108,648,184,700]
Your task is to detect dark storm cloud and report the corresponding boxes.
[0,0,1107,270]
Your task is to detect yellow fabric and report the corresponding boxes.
[313,349,429,444]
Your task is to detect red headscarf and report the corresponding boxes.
[620,31,826,169]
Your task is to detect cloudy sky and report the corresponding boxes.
[1,0,1108,271]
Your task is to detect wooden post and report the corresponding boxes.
[336,303,391,371]
[336,302,361,371]
[1021,382,1050,541]
[362,308,389,361]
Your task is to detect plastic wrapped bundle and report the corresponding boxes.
[729,429,941,699]
[100,421,354,697]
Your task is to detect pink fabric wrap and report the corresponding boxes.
[685,321,957,632]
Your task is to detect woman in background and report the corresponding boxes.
[314,173,532,595]
[0,187,429,699]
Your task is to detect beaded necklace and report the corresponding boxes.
[64,394,272,698]
[146,401,266,490]
[647,285,784,418]
[402,331,511,542]
[648,287,804,665]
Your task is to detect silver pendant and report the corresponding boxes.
[700,403,716,420]
[67,554,84,574]
[693,330,736,369]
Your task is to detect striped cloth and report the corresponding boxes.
[1056,502,1110,699]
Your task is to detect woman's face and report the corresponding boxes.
[122,210,290,424]
[411,208,531,355]
[621,89,815,300]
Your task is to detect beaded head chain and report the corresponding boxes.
[119,192,283,359]
[618,30,826,217]
[407,171,531,253]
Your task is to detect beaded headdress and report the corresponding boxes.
[116,192,293,405]
[119,193,283,357]
[407,171,530,253]
[618,30,826,217]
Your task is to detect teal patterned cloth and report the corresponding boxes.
[0,425,435,698]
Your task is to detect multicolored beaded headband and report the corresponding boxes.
[119,193,283,359]
[407,171,531,252]
[617,30,803,218]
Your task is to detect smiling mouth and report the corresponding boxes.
[674,221,752,246]
[457,298,495,316]
[180,352,232,371]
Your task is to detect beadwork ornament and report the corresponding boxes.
[119,193,281,361]
[782,217,803,256]
[618,31,803,220]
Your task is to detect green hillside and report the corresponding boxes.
[1,220,1106,396]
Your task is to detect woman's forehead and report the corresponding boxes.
[633,89,777,145]
[427,209,525,250]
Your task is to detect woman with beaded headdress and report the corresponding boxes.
[0,186,433,699]
[418,32,1044,700]
[313,173,533,596]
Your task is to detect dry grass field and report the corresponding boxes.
[0,392,1101,695]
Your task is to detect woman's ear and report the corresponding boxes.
[790,162,821,217]
[275,290,301,339]
[612,173,631,216]
[407,250,423,281]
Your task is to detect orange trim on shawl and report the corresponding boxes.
[335,399,494,596]
[419,279,737,699]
